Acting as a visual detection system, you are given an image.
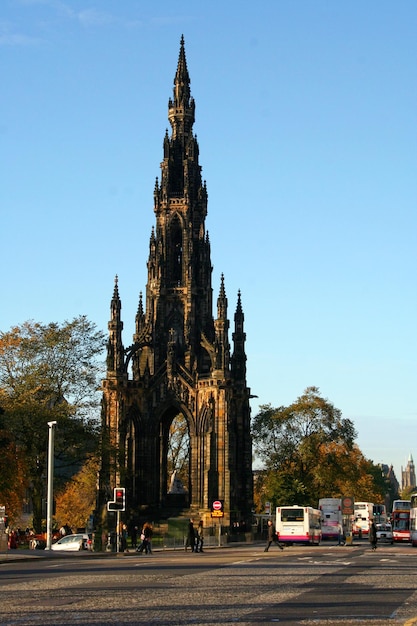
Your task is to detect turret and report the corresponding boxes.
[106,275,125,377]
[213,274,230,373]
[231,290,247,383]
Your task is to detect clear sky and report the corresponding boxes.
[2,0,416,484]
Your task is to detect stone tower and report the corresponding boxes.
[401,454,416,491]
[100,37,253,525]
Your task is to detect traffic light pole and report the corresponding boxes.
[107,488,125,552]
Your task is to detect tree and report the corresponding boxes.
[252,387,385,510]
[0,316,106,530]
[167,413,190,490]
[0,424,28,526]
[55,455,100,531]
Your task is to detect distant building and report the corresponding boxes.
[381,463,399,492]
[401,454,416,491]
[381,463,400,511]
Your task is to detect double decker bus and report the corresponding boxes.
[409,494,417,547]
[352,502,373,537]
[318,498,342,540]
[276,505,322,545]
[392,500,411,543]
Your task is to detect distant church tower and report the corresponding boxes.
[100,37,253,525]
[401,454,416,491]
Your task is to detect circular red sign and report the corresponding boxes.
[212,500,222,511]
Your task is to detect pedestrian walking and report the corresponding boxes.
[264,519,284,551]
[195,520,204,552]
[369,519,377,550]
[137,522,153,554]
[121,523,128,552]
[185,518,196,552]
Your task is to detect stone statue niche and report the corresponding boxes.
[168,470,187,494]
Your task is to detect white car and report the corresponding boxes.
[376,523,393,544]
[51,533,92,551]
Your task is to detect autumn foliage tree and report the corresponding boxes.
[0,317,105,530]
[252,387,387,511]
[55,455,100,531]
[0,421,28,526]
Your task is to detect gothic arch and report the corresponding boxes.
[158,402,194,507]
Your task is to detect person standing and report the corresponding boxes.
[264,519,284,552]
[369,519,377,550]
[195,520,204,553]
[130,523,138,550]
[185,518,196,552]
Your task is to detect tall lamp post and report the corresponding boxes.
[45,421,57,550]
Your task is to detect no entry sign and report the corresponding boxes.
[211,499,224,518]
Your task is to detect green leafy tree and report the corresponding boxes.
[252,387,385,510]
[0,316,105,530]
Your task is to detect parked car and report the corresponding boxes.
[51,533,92,551]
[376,523,393,544]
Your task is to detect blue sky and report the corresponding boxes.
[1,0,416,483]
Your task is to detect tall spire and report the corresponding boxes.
[217,273,227,320]
[168,35,195,140]
[135,292,145,336]
[173,34,191,107]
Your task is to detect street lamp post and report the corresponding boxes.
[45,421,57,550]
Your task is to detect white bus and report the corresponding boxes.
[276,505,322,545]
[352,502,373,537]
[409,494,417,547]
[318,498,342,540]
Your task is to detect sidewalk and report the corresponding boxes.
[0,540,264,564]
[0,548,126,563]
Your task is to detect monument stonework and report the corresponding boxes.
[100,37,253,526]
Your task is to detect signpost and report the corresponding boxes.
[211,500,224,546]
[342,497,355,544]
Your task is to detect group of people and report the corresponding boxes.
[185,518,204,552]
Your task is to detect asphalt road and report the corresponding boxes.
[1,541,417,625]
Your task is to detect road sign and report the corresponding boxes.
[342,497,354,516]
[211,500,224,517]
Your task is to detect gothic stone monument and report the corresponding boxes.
[100,37,253,526]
